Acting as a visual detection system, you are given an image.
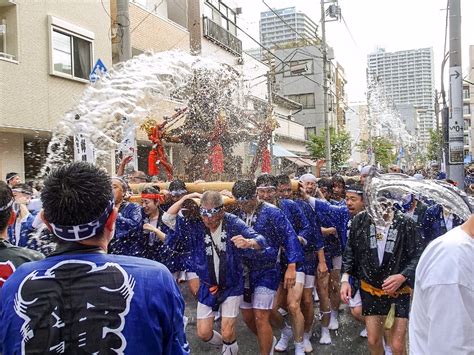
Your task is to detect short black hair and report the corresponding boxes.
[332,175,345,187]
[6,172,18,182]
[169,179,187,192]
[275,174,291,187]
[256,174,277,188]
[318,177,333,190]
[41,162,113,226]
[232,180,256,200]
[0,181,13,232]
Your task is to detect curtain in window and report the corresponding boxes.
[74,37,91,80]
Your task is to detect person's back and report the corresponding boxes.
[410,221,474,355]
[0,162,188,355]
[1,251,186,354]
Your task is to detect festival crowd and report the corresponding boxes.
[0,162,472,355]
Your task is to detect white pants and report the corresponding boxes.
[240,287,276,310]
[197,295,242,319]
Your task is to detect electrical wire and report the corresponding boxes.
[341,14,358,48]
[131,0,164,33]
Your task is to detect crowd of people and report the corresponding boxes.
[0,162,472,355]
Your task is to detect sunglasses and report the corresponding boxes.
[199,205,224,217]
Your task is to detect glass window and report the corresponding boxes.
[52,30,72,75]
[51,27,92,81]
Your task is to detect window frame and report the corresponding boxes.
[48,16,95,83]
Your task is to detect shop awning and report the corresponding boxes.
[271,145,298,157]
[284,156,316,167]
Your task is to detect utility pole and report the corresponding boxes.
[448,0,464,187]
[117,0,132,62]
[320,0,331,174]
[267,52,275,171]
[187,0,202,55]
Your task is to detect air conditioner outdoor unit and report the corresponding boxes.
[0,25,6,34]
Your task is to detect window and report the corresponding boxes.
[0,2,19,61]
[49,16,94,82]
[286,93,315,109]
[284,59,313,76]
[463,87,470,99]
[463,104,470,115]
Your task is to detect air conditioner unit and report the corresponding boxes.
[0,25,6,34]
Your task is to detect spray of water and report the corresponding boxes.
[40,51,256,177]
[365,171,472,225]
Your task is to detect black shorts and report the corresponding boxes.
[360,288,411,319]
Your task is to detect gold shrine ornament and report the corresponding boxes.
[140,117,157,135]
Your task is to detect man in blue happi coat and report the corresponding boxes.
[422,203,464,247]
[108,176,144,257]
[275,174,328,352]
[231,179,304,354]
[254,174,307,353]
[0,162,188,354]
[172,190,268,355]
[7,184,37,247]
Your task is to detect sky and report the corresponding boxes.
[235,0,474,102]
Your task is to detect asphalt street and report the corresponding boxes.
[180,284,368,354]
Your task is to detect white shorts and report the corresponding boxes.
[186,272,199,280]
[349,290,362,308]
[240,287,276,310]
[332,256,342,270]
[304,275,315,289]
[197,295,242,319]
[296,271,305,285]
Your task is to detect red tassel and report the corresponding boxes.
[210,144,224,174]
[261,148,271,173]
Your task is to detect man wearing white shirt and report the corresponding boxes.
[409,214,474,355]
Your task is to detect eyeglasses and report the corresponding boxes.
[199,205,224,217]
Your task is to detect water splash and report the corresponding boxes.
[365,171,472,225]
[40,51,255,178]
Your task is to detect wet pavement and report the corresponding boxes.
[180,284,368,354]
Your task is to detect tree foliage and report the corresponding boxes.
[427,128,441,162]
[306,127,352,169]
[358,136,395,168]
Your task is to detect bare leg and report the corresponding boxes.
[254,309,273,355]
[390,317,408,355]
[365,315,385,355]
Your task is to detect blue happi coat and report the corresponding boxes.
[0,250,188,354]
[108,202,144,257]
[7,213,36,247]
[173,212,268,309]
[309,197,350,251]
[294,199,325,275]
[422,204,464,246]
[141,211,185,273]
[233,202,304,291]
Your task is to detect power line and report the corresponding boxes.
[340,14,358,48]
[131,0,164,33]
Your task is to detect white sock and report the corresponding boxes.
[304,331,312,341]
[206,330,223,346]
[222,340,239,355]
[321,326,329,335]
[331,310,338,318]
[294,341,305,353]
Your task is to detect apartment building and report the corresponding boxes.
[0,0,112,180]
[367,47,435,145]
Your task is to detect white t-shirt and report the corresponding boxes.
[210,223,224,280]
[376,225,389,266]
[409,226,474,355]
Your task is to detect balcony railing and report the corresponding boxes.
[203,16,242,57]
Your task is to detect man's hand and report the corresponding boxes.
[340,281,352,304]
[143,223,156,232]
[231,235,256,249]
[284,263,296,289]
[317,261,328,275]
[297,236,307,246]
[382,274,407,295]
[183,192,202,200]
[316,159,326,168]
[220,189,233,198]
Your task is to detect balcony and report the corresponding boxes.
[202,16,242,56]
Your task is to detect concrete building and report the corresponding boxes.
[345,103,369,164]
[272,45,347,139]
[395,103,420,138]
[367,47,435,145]
[0,0,112,180]
[259,6,318,49]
